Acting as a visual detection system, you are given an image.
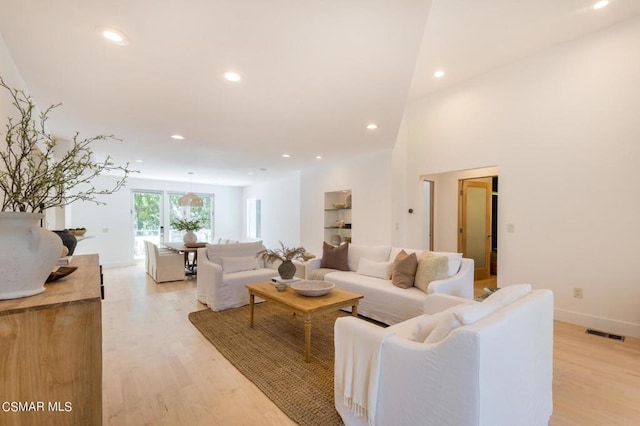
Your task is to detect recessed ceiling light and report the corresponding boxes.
[434,70,445,78]
[171,134,185,140]
[224,72,242,82]
[316,155,323,159]
[135,159,143,163]
[366,123,378,130]
[593,0,609,9]
[100,28,129,46]
[248,172,253,175]
[282,154,291,158]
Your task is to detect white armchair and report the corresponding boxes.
[334,288,554,426]
[197,241,277,311]
[145,241,185,283]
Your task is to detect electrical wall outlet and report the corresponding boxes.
[573,288,583,299]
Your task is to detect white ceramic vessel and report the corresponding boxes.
[0,212,62,299]
[290,280,335,297]
[183,230,197,244]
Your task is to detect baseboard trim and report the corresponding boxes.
[555,308,640,339]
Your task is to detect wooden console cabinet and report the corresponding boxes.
[0,254,102,426]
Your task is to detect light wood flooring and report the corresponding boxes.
[102,265,640,425]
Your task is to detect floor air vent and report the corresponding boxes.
[586,329,625,341]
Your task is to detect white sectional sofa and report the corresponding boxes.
[197,241,276,311]
[306,244,474,325]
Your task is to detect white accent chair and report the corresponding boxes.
[334,286,554,426]
[145,240,185,283]
[197,241,277,311]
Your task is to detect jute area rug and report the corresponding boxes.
[189,302,349,426]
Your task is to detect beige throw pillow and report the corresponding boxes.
[391,250,418,289]
[414,253,449,293]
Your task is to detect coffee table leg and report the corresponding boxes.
[249,293,255,327]
[304,314,311,363]
[351,301,359,317]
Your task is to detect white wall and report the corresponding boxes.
[70,175,243,267]
[402,17,640,338]
[0,34,28,125]
[242,171,301,249]
[1,35,65,227]
[300,150,393,256]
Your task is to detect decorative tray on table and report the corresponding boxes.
[290,280,335,297]
[46,266,78,283]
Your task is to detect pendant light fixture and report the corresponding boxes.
[178,172,204,207]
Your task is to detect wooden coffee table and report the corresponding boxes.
[246,281,363,362]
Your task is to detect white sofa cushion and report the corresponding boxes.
[347,244,391,272]
[206,241,264,265]
[389,246,424,262]
[485,283,532,305]
[222,256,260,273]
[455,301,502,325]
[325,270,426,325]
[356,258,392,280]
[425,301,501,343]
[410,314,442,342]
[424,311,462,343]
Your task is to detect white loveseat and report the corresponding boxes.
[334,285,554,426]
[306,244,474,325]
[197,241,276,311]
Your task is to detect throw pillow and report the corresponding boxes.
[320,242,349,271]
[356,258,392,280]
[221,256,259,273]
[424,301,501,344]
[410,314,442,342]
[430,251,463,277]
[454,301,502,325]
[484,283,532,306]
[414,253,449,293]
[391,250,418,289]
[424,312,462,344]
[347,244,391,272]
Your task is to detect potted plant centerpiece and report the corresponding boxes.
[259,241,315,280]
[171,218,202,244]
[0,75,134,300]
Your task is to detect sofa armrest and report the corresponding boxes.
[422,293,475,315]
[305,258,323,275]
[196,247,223,306]
[334,316,394,424]
[427,258,474,299]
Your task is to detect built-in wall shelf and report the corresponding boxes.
[324,190,352,245]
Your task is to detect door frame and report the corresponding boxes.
[422,179,434,250]
[458,178,492,280]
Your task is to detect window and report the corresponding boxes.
[168,192,215,242]
[247,198,261,238]
[131,190,215,260]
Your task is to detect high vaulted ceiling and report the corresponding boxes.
[1,0,638,186]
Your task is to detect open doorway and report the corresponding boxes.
[420,167,498,298]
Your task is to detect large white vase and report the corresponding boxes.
[0,212,63,300]
[183,230,197,244]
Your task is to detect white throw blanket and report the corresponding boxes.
[334,318,393,426]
